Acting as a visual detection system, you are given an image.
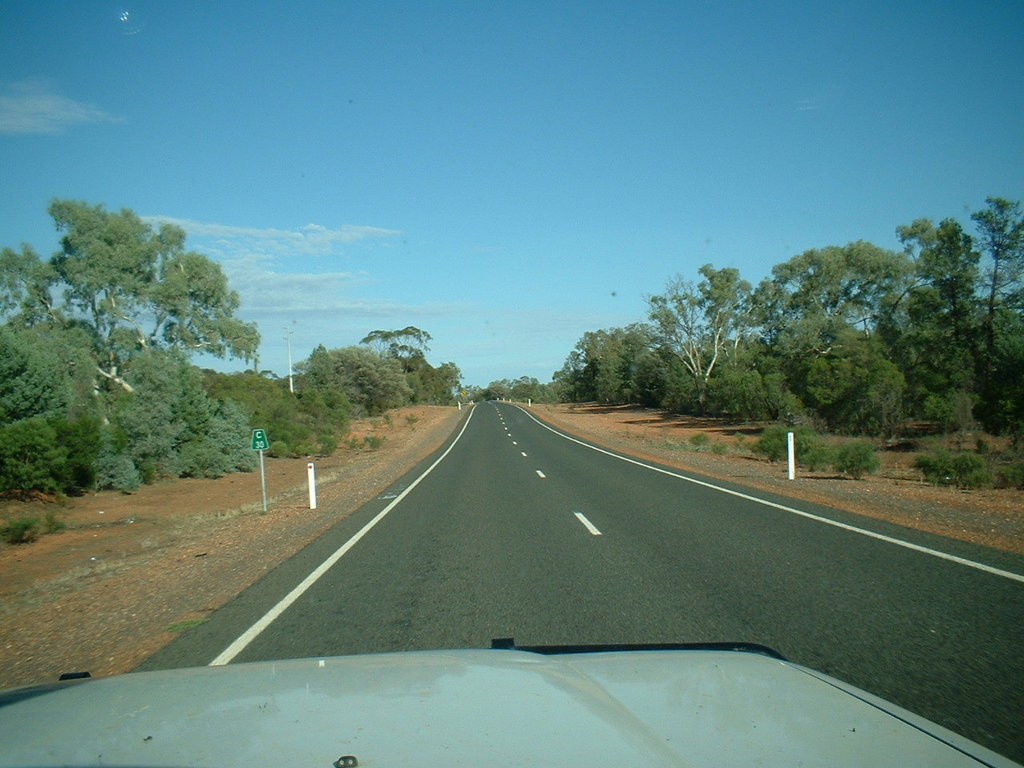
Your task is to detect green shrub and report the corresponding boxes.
[43,509,65,534]
[176,440,231,479]
[802,441,835,472]
[1,515,41,544]
[754,426,789,462]
[950,453,992,489]
[915,450,955,485]
[916,450,992,489]
[833,441,881,479]
[0,417,68,494]
[0,510,61,543]
[176,402,257,477]
[52,416,102,492]
[710,441,729,455]
[363,435,384,450]
[95,445,142,492]
[317,432,338,456]
[996,463,1024,490]
[689,433,710,450]
[755,425,830,469]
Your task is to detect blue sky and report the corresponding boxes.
[1,1,1022,387]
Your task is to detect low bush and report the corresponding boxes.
[0,510,60,544]
[915,450,954,485]
[996,463,1024,489]
[43,509,65,534]
[1,514,41,544]
[950,452,993,489]
[802,441,835,472]
[755,425,831,470]
[833,441,880,479]
[0,417,68,495]
[916,450,993,489]
[95,446,142,492]
[754,426,789,462]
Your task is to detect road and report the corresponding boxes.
[140,401,1024,762]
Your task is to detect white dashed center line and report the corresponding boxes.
[536,470,546,478]
[574,512,603,536]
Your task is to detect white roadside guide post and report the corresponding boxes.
[787,431,796,480]
[307,462,317,509]
[251,429,269,512]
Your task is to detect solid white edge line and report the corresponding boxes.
[514,406,1024,585]
[574,511,603,536]
[209,405,479,666]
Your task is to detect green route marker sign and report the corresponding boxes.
[251,429,269,451]
[251,429,269,512]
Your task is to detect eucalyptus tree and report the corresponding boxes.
[43,200,260,392]
[971,197,1023,368]
[556,324,661,405]
[755,242,912,355]
[892,218,982,422]
[361,326,432,365]
[3,201,259,394]
[970,197,1024,438]
[0,244,58,323]
[749,242,911,432]
[305,345,412,416]
[0,200,263,491]
[647,264,752,412]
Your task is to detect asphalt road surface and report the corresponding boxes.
[140,402,1024,762]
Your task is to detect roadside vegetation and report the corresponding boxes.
[552,197,1024,488]
[2,196,1021,543]
[0,201,462,538]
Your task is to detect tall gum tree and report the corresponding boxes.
[648,264,752,412]
[46,200,259,392]
[2,200,259,396]
[971,197,1023,369]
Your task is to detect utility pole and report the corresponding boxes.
[284,325,294,393]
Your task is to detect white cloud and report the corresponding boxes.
[0,79,121,135]
[226,267,372,312]
[142,214,415,321]
[146,215,401,259]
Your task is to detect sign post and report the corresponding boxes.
[251,429,269,512]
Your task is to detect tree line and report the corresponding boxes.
[0,200,461,497]
[555,197,1024,444]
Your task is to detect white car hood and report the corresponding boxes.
[0,648,1016,767]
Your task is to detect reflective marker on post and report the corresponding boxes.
[307,462,317,509]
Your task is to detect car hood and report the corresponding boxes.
[0,648,1016,767]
